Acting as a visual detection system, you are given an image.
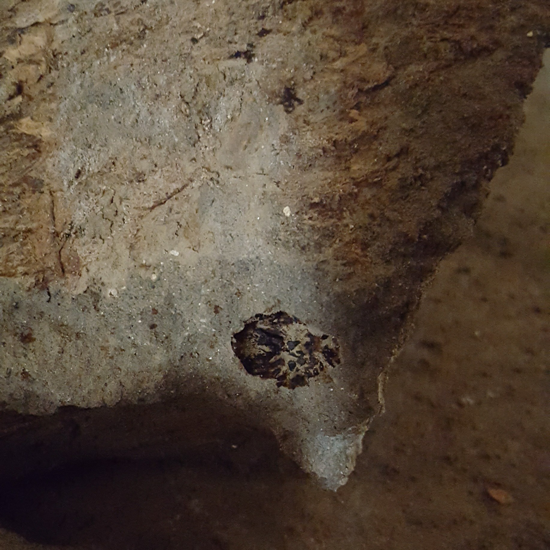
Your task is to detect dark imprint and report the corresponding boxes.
[232,311,340,389]
[230,43,255,63]
[280,86,303,113]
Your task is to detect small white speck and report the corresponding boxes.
[169,250,180,256]
[459,395,475,407]
[527,30,534,37]
[283,206,291,217]
[107,288,118,298]
[151,274,158,281]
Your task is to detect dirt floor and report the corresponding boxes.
[0,48,548,550]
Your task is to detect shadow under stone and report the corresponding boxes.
[0,397,321,550]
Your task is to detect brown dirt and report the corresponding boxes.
[0,47,548,550]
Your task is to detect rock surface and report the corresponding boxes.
[0,0,549,494]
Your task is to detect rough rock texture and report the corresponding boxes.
[0,0,549,493]
[1,53,549,548]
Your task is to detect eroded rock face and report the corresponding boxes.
[0,0,549,491]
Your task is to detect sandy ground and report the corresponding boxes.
[0,50,548,550]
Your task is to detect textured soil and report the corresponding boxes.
[0,47,548,550]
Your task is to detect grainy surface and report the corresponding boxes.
[1,0,549,490]
[0,42,548,550]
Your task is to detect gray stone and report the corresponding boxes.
[0,0,549,493]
